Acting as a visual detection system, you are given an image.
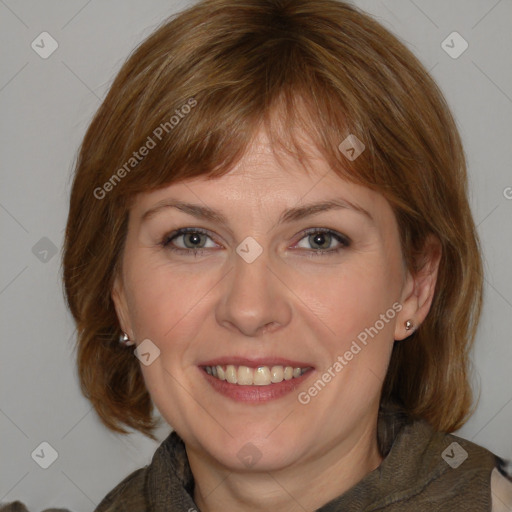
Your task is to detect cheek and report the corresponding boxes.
[124,264,212,409]
[298,255,402,345]
[309,268,400,398]
[124,258,219,357]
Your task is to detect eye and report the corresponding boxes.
[160,227,351,257]
[294,228,351,256]
[160,228,219,255]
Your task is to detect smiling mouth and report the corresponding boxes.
[201,364,312,386]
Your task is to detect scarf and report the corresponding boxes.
[141,405,498,511]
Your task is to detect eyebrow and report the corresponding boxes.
[141,198,373,226]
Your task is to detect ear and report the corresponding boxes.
[394,235,442,341]
[111,273,134,340]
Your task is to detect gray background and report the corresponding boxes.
[1,0,511,510]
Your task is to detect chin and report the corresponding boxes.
[196,425,306,472]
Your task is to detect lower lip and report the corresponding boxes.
[200,368,314,403]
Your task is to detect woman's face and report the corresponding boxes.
[113,129,416,472]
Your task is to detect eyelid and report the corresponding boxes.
[297,227,351,246]
[160,226,351,255]
[161,227,220,247]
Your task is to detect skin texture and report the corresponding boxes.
[112,128,441,512]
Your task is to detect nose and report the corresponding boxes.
[215,247,292,337]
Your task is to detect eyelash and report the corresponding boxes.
[160,227,351,257]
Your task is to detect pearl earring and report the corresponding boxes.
[119,332,135,346]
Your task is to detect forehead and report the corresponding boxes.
[131,127,389,219]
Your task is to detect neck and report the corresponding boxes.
[187,416,383,512]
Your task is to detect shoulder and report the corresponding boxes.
[432,430,512,510]
[0,468,147,512]
[0,502,71,512]
[94,466,148,512]
[384,419,506,510]
[0,503,29,512]
[491,459,512,512]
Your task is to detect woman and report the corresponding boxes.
[54,0,512,510]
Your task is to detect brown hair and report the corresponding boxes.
[63,0,483,441]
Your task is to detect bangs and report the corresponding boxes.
[90,2,413,207]
[87,0,434,222]
[108,62,366,207]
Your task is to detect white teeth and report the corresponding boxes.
[254,366,271,386]
[237,365,253,385]
[204,364,309,385]
[225,364,237,384]
[270,365,284,383]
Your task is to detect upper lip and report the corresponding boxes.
[199,356,314,368]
